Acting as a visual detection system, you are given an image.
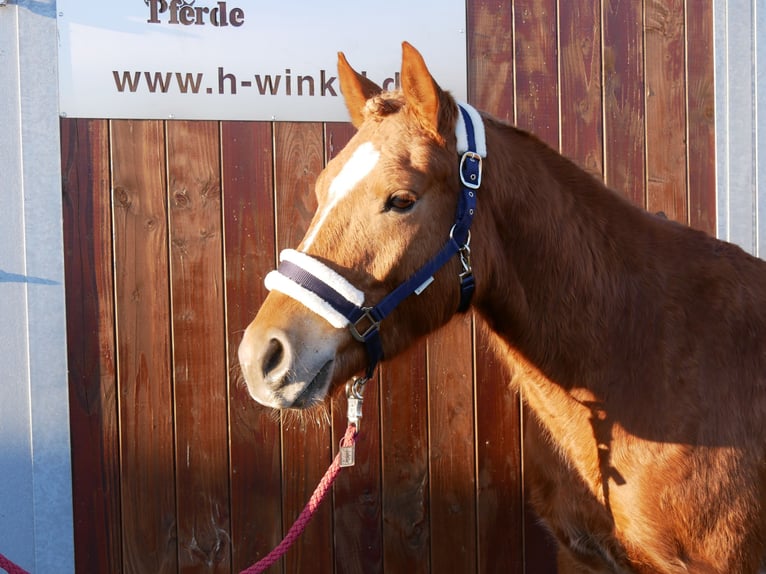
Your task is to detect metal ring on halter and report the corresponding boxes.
[449,225,471,247]
[346,377,368,400]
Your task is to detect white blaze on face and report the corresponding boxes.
[301,141,380,251]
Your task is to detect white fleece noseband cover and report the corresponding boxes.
[264,249,364,329]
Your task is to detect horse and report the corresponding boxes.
[238,42,766,573]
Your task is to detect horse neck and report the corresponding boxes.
[472,120,650,388]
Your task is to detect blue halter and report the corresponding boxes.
[267,102,486,381]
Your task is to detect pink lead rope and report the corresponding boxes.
[240,422,358,574]
[0,553,30,574]
[1,388,363,574]
[0,423,352,574]
[0,424,358,574]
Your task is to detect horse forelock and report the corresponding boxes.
[363,93,404,121]
[361,90,456,149]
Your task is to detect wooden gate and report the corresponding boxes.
[62,1,715,572]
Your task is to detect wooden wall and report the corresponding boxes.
[62,1,715,572]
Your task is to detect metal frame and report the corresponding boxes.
[0,1,74,572]
[714,0,766,257]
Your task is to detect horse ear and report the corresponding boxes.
[338,52,382,128]
[400,41,444,135]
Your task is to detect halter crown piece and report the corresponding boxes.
[264,101,487,382]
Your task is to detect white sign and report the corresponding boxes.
[57,1,467,121]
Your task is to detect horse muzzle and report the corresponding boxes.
[238,310,342,409]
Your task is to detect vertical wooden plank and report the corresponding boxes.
[222,122,283,573]
[273,121,335,574]
[62,118,122,574]
[468,0,515,123]
[325,121,385,574]
[111,120,177,574]
[473,321,525,574]
[603,0,646,206]
[166,120,231,573]
[644,0,688,222]
[379,342,430,574]
[513,2,562,572]
[274,122,325,248]
[331,376,383,574]
[685,1,716,235]
[427,312,476,574]
[560,0,604,177]
[467,2,524,573]
[514,0,560,147]
[325,122,357,165]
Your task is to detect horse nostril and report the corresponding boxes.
[262,336,285,379]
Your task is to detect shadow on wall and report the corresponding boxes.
[11,1,57,19]
[0,269,59,285]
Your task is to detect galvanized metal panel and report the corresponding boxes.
[715,0,763,257]
[0,5,35,572]
[0,1,74,572]
[757,0,766,257]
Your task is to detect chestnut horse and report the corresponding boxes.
[239,43,766,572]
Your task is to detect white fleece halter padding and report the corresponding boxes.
[455,102,487,158]
[264,249,365,329]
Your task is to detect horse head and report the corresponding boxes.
[238,42,480,409]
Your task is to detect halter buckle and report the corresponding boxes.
[459,151,483,190]
[349,307,380,342]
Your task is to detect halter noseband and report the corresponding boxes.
[264,102,486,381]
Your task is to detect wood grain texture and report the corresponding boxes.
[685,0,716,235]
[62,118,123,574]
[331,377,384,574]
[111,120,177,574]
[325,122,357,163]
[645,0,688,222]
[603,0,646,206]
[468,0,515,123]
[380,341,431,574]
[467,2,524,571]
[560,0,604,177]
[427,312,477,574]
[474,316,524,574]
[273,121,335,574]
[166,121,231,573]
[221,121,283,573]
[275,122,324,250]
[514,0,560,147]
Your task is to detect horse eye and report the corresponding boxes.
[386,191,417,212]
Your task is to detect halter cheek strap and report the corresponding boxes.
[265,101,486,380]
